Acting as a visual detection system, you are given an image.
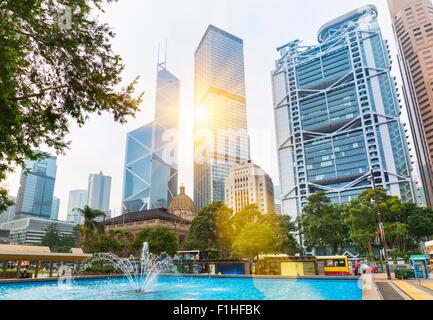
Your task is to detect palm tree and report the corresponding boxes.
[76,206,106,241]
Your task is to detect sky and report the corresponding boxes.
[4,0,410,220]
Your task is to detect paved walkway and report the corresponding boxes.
[392,280,433,300]
[374,273,433,300]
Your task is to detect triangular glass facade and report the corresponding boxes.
[122,66,179,213]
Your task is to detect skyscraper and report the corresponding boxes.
[0,195,16,224]
[271,5,415,220]
[194,25,250,209]
[122,59,179,213]
[15,154,57,219]
[88,171,111,222]
[388,0,433,207]
[50,196,60,220]
[224,161,275,214]
[67,189,88,224]
[273,185,282,215]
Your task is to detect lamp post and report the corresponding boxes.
[370,166,392,280]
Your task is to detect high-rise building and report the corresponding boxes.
[1,217,76,245]
[88,171,111,222]
[0,196,16,224]
[15,154,57,219]
[271,5,415,220]
[273,185,282,214]
[67,190,88,224]
[122,60,179,213]
[224,161,275,214]
[388,0,433,207]
[50,196,60,220]
[194,25,250,209]
[416,180,428,206]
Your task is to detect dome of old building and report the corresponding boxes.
[168,185,197,221]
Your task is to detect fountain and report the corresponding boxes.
[93,242,177,293]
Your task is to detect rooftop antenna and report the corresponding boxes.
[157,40,168,71]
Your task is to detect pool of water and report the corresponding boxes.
[0,276,362,300]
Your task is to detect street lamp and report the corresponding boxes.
[369,166,392,280]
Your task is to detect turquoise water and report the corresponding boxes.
[0,276,362,300]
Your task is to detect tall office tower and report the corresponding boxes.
[388,0,433,207]
[273,185,282,214]
[15,154,57,219]
[0,196,16,224]
[224,161,275,214]
[122,60,179,213]
[194,25,250,209]
[88,171,111,222]
[66,190,88,224]
[50,196,60,220]
[271,5,415,220]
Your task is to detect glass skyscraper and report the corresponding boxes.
[88,171,111,222]
[271,5,415,219]
[67,189,88,224]
[194,25,250,209]
[122,63,179,213]
[50,196,60,220]
[15,154,57,219]
[388,0,433,207]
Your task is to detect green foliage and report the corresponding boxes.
[0,0,143,210]
[299,189,433,257]
[79,205,105,236]
[406,204,433,241]
[232,222,276,259]
[271,214,302,255]
[301,192,347,254]
[187,202,300,260]
[0,189,13,213]
[133,227,178,256]
[185,202,224,251]
[344,189,403,256]
[214,204,234,258]
[84,262,117,274]
[231,204,261,235]
[41,223,78,253]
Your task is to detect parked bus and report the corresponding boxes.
[316,256,350,276]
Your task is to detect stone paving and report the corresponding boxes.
[373,272,433,300]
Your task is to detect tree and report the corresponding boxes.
[97,230,121,254]
[78,205,105,236]
[41,223,61,251]
[301,192,346,254]
[214,205,233,258]
[344,188,404,258]
[42,223,79,253]
[186,215,216,251]
[112,229,133,256]
[232,222,277,260]
[271,214,301,255]
[133,227,178,256]
[0,189,14,213]
[407,205,433,242]
[0,0,143,209]
[231,204,262,235]
[186,202,225,251]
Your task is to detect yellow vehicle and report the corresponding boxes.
[316,256,350,276]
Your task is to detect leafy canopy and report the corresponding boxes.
[0,0,143,208]
[41,223,79,253]
[186,202,300,259]
[301,192,347,254]
[133,227,178,256]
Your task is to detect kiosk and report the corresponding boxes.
[409,255,429,280]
